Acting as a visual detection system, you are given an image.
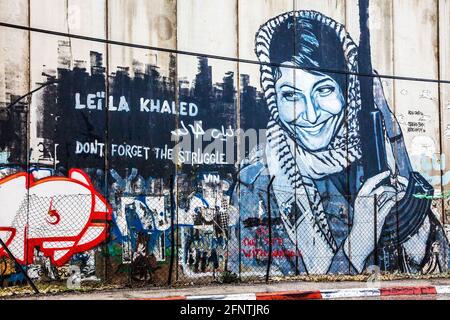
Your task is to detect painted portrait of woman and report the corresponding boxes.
[230,10,448,276]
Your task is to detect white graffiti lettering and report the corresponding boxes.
[140,98,198,117]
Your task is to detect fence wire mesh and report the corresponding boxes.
[0,180,449,291]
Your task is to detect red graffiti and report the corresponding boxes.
[255,226,269,236]
[0,169,112,267]
[242,249,302,259]
[46,199,61,225]
[242,237,284,247]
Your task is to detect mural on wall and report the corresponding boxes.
[177,173,238,277]
[230,10,448,276]
[113,193,169,264]
[0,1,449,285]
[0,169,112,267]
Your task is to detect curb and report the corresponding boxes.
[149,285,450,300]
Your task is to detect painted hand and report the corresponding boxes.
[279,201,336,274]
[345,171,407,273]
[354,171,406,230]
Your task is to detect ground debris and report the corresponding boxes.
[2,272,450,299]
[0,282,122,298]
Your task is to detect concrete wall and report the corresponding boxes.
[0,0,449,284]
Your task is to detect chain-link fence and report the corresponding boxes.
[233,182,449,281]
[0,194,107,291]
[0,177,449,293]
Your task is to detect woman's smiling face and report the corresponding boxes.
[275,63,346,151]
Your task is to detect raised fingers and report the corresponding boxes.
[396,176,409,191]
[372,185,397,197]
[359,171,391,196]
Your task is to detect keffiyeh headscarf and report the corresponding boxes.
[255,11,363,253]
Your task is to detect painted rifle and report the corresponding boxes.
[357,0,433,246]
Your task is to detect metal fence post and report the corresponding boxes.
[238,180,242,280]
[347,194,352,275]
[265,176,276,283]
[168,175,175,286]
[396,201,402,272]
[175,180,179,282]
[128,199,132,287]
[374,194,378,267]
[0,238,39,294]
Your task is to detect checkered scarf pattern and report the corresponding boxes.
[255,10,363,253]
